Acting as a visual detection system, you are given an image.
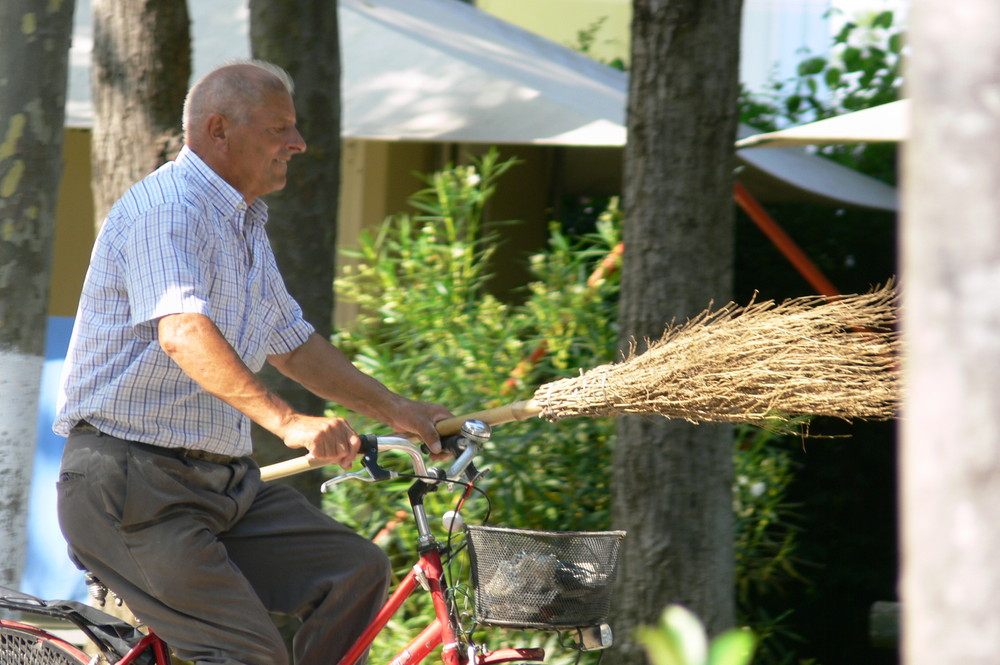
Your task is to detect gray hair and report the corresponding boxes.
[182,59,295,137]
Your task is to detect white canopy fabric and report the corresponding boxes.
[65,0,897,210]
[736,128,898,211]
[67,0,627,145]
[340,0,627,145]
[735,100,910,149]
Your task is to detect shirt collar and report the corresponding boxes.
[176,146,269,226]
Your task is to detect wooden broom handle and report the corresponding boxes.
[259,399,542,482]
[433,399,541,434]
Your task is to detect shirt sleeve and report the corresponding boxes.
[123,202,213,341]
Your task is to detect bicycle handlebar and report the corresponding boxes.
[318,433,482,492]
[259,408,520,482]
[260,420,490,484]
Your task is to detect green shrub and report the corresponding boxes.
[325,150,802,664]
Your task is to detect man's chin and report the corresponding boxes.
[266,176,288,195]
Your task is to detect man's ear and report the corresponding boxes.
[206,113,229,149]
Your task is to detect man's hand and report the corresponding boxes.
[281,414,362,470]
[384,398,454,460]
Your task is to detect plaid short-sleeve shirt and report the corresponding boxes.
[54,147,314,456]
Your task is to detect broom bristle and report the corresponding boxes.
[533,284,900,425]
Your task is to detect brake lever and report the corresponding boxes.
[359,434,392,481]
[320,435,394,493]
[321,469,376,492]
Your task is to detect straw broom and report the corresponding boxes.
[261,284,900,480]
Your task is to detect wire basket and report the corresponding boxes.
[466,525,626,629]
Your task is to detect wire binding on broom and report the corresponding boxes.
[533,283,900,425]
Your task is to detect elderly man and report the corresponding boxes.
[54,60,451,665]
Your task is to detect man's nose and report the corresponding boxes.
[289,127,307,154]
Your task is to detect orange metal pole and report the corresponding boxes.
[733,180,841,298]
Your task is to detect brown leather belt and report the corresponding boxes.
[72,420,242,465]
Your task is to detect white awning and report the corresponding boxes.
[339,0,627,145]
[735,100,909,149]
[66,0,897,210]
[67,0,627,145]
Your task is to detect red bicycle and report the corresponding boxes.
[1,421,625,665]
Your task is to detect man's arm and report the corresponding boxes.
[158,313,362,468]
[268,332,451,451]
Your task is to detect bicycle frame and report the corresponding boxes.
[337,544,544,665]
[119,633,171,665]
[335,430,546,665]
[339,546,451,665]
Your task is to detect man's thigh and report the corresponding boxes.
[220,482,389,616]
[58,433,288,665]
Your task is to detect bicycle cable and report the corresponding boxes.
[393,470,497,653]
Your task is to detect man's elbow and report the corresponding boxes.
[157,313,210,356]
[268,334,319,378]
[268,352,292,376]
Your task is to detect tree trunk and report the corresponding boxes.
[611,0,743,660]
[249,0,341,505]
[90,0,190,230]
[901,2,1000,664]
[0,0,75,588]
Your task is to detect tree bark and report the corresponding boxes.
[0,0,75,588]
[901,2,1000,664]
[249,0,341,505]
[611,0,743,659]
[90,0,190,230]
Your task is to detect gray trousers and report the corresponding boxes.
[57,430,391,665]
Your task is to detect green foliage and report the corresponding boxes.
[733,425,805,604]
[325,151,806,664]
[741,10,904,128]
[326,149,621,663]
[732,426,808,665]
[331,150,621,532]
[569,15,627,71]
[637,605,756,665]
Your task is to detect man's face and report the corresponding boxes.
[225,91,306,203]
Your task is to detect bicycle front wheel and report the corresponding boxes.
[0,620,92,665]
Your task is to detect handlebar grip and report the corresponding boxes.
[260,455,324,482]
[260,435,380,483]
[359,433,378,456]
[421,434,465,457]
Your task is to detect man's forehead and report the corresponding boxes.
[249,93,297,121]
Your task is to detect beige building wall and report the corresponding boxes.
[477,0,631,67]
[51,128,95,317]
